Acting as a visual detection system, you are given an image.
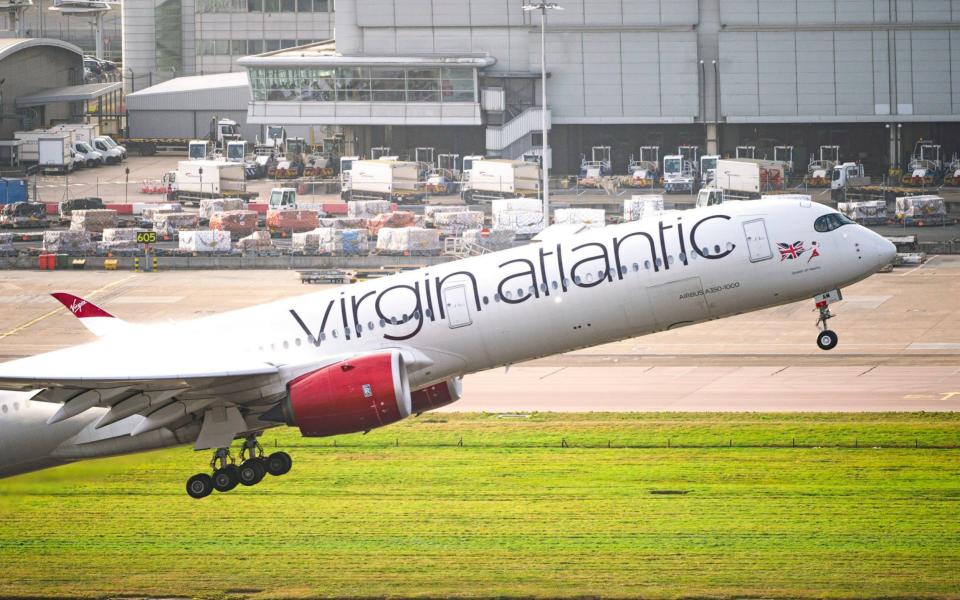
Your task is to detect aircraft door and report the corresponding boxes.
[743,218,773,262]
[443,285,473,329]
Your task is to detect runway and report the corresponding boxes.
[0,256,957,412]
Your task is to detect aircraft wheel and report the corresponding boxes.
[186,473,213,499]
[266,452,292,476]
[817,330,838,351]
[239,458,266,486]
[212,467,239,492]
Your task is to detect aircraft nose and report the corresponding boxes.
[866,229,897,269]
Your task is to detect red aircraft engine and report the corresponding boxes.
[269,350,412,437]
[410,378,463,414]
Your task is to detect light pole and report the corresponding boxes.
[523,1,562,224]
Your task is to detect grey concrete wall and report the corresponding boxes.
[127,109,254,139]
[1,45,83,138]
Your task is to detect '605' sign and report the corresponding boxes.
[136,231,157,244]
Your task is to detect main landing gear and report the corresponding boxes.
[814,289,842,351]
[186,436,293,499]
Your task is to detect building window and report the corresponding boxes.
[248,66,478,104]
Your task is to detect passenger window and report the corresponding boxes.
[482,296,489,305]
[644,260,651,270]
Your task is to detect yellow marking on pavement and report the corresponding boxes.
[940,392,960,401]
[0,275,136,341]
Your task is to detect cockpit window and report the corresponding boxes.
[814,213,855,233]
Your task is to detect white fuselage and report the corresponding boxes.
[0,199,896,478]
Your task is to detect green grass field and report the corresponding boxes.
[1,413,959,599]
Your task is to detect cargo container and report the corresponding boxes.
[38,137,74,174]
[0,178,27,205]
[341,160,423,203]
[461,159,540,204]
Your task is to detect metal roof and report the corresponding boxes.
[238,40,496,69]
[0,37,82,63]
[126,71,249,97]
[15,81,120,107]
[126,72,251,112]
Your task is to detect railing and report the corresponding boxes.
[485,107,550,156]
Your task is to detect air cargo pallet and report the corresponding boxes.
[299,269,350,284]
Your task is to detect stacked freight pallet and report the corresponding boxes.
[375,228,441,256]
[492,198,544,237]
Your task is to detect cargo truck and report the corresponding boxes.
[38,136,74,174]
[460,159,540,204]
[700,159,785,203]
[165,160,256,206]
[341,160,423,203]
[15,131,74,172]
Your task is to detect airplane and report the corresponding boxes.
[0,198,896,498]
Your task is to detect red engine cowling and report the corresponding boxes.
[411,378,463,414]
[277,350,412,437]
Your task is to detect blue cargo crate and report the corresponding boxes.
[0,178,27,205]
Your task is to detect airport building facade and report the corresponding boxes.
[121,0,333,92]
[129,0,960,175]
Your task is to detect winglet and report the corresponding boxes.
[51,293,127,337]
[51,293,115,319]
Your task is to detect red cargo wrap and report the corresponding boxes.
[266,209,320,233]
[210,210,259,238]
[367,211,417,236]
[110,204,133,215]
[247,203,268,215]
[322,203,348,215]
[45,203,58,215]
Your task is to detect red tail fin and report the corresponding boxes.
[51,293,115,319]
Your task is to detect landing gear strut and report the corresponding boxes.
[814,290,841,351]
[185,436,294,499]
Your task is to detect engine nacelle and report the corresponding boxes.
[411,378,463,414]
[275,350,412,437]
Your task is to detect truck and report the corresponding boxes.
[945,154,960,186]
[700,155,720,186]
[268,187,298,210]
[72,140,104,168]
[460,159,540,204]
[14,131,74,172]
[90,136,126,164]
[38,136,74,174]
[830,162,871,201]
[662,154,696,194]
[165,160,256,206]
[710,159,785,199]
[341,160,423,203]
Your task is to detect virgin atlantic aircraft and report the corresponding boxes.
[0,198,895,497]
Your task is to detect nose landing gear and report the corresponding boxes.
[185,436,295,499]
[814,289,842,351]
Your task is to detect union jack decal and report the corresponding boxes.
[778,241,806,261]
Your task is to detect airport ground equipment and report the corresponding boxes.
[902,140,945,186]
[579,146,613,181]
[805,146,840,187]
[625,146,660,188]
[662,152,697,194]
[461,159,540,204]
[341,160,423,203]
[736,146,756,160]
[268,187,298,210]
[945,154,960,186]
[166,160,256,206]
[700,155,720,186]
[370,147,392,160]
[774,146,795,177]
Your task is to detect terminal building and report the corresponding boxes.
[128,0,960,175]
[122,0,333,91]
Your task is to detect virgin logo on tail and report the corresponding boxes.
[69,300,87,315]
